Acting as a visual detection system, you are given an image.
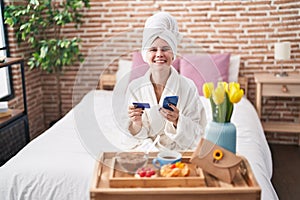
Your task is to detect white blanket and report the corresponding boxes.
[0,90,278,200]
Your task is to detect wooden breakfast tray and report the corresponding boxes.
[90,152,261,200]
[109,156,205,188]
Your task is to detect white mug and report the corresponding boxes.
[152,151,182,168]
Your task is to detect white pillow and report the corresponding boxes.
[228,55,240,82]
[116,59,132,85]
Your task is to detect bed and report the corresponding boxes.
[0,53,279,200]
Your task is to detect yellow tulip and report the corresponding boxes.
[202,82,214,98]
[203,81,244,123]
[228,82,244,103]
[212,82,225,105]
[222,82,229,93]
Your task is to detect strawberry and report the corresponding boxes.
[145,171,152,177]
[136,167,156,178]
[138,170,146,177]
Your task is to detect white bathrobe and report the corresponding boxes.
[123,67,207,151]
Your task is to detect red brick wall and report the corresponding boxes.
[6,0,300,144]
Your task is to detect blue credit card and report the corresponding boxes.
[133,102,151,109]
[163,96,178,111]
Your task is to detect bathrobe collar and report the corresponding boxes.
[142,66,180,105]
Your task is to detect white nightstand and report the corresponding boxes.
[254,73,300,145]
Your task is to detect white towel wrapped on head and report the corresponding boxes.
[142,12,182,62]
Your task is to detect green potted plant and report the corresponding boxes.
[4,0,90,123]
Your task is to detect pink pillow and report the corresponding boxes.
[130,51,180,82]
[172,57,180,72]
[180,53,230,96]
[130,51,150,81]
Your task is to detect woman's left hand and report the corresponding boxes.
[159,104,179,127]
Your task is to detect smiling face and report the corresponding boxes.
[146,37,174,71]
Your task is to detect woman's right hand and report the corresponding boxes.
[128,105,144,123]
[128,105,143,134]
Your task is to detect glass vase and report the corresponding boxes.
[204,121,236,154]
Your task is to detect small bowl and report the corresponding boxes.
[115,152,148,174]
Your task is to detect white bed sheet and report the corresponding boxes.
[0,90,278,200]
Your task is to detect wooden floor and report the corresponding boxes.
[269,143,300,200]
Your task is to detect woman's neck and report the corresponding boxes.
[151,68,171,103]
[152,83,164,103]
[151,68,170,85]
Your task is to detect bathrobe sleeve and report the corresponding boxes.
[124,80,151,140]
[164,77,207,149]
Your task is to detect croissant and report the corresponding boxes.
[160,162,190,177]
